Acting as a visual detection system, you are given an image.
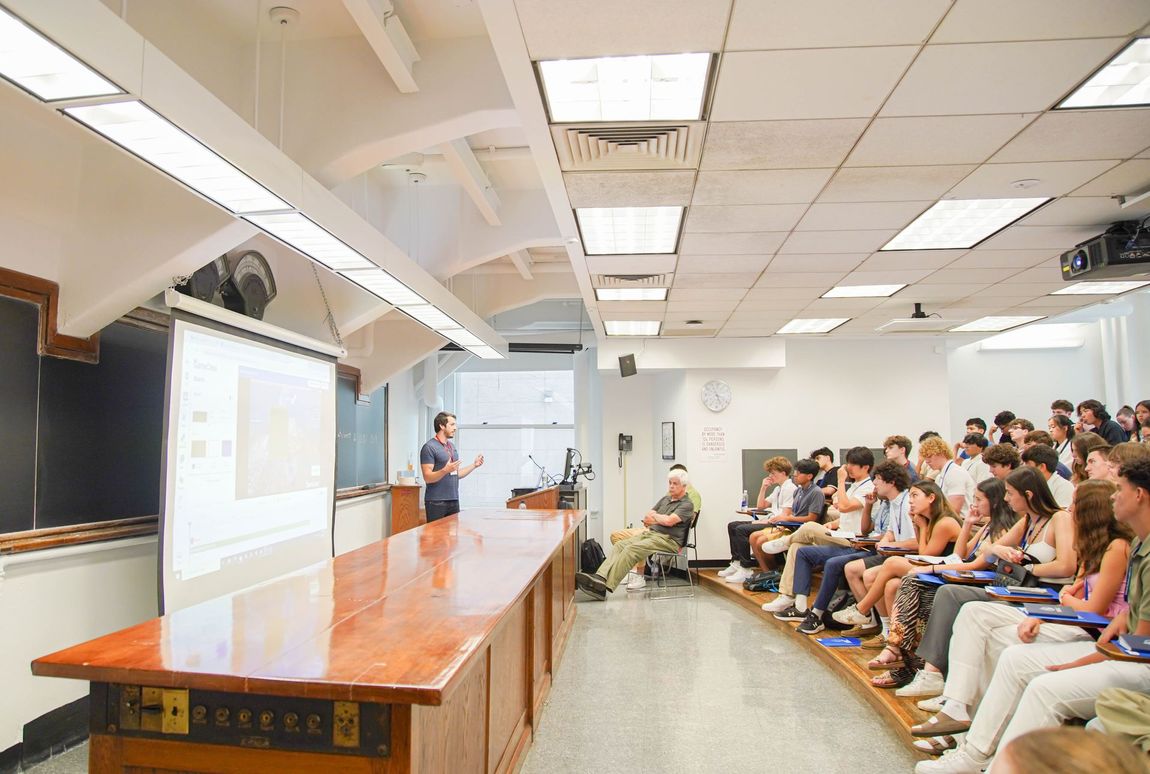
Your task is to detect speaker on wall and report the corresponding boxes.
[619,354,637,377]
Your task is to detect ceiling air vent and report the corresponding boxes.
[553,123,704,171]
[875,317,959,334]
[593,274,672,287]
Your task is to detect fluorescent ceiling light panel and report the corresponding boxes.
[950,315,1045,333]
[244,212,375,271]
[443,329,484,347]
[539,52,710,122]
[466,345,505,360]
[400,304,462,330]
[66,101,290,214]
[0,7,122,100]
[594,288,669,301]
[576,206,682,255]
[604,320,661,336]
[776,318,850,334]
[979,323,1085,351]
[881,198,1050,251]
[822,284,906,298]
[1059,38,1150,109]
[1050,280,1150,295]
[340,269,425,306]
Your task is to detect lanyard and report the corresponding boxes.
[937,461,953,489]
[1020,513,1049,551]
[964,524,989,562]
[436,438,455,461]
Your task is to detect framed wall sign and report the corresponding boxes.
[661,421,675,460]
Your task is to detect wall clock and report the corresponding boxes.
[701,379,732,413]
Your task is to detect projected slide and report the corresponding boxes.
[162,316,336,612]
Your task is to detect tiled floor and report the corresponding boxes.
[26,585,917,774]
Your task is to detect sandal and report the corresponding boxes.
[867,646,904,671]
[861,634,887,650]
[912,735,959,755]
[870,668,913,689]
[910,712,972,737]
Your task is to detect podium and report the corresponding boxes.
[506,485,559,510]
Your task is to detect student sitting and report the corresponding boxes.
[1021,429,1072,479]
[1087,443,1114,481]
[720,456,796,584]
[742,459,825,581]
[1117,405,1139,442]
[982,443,1021,480]
[959,433,991,483]
[1106,442,1150,484]
[1071,431,1108,484]
[1050,398,1074,418]
[1020,443,1074,508]
[611,463,700,545]
[992,410,1017,445]
[810,447,840,500]
[1007,418,1035,447]
[920,436,976,518]
[954,418,988,461]
[1078,399,1128,446]
[1047,414,1075,469]
[884,434,920,482]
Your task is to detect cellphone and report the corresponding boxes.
[958,571,976,579]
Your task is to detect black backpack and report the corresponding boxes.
[580,538,606,572]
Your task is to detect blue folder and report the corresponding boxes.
[986,585,1058,600]
[938,569,997,582]
[817,637,861,648]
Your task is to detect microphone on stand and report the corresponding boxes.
[528,454,548,487]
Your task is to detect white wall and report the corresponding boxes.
[387,365,423,477]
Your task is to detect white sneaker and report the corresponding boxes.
[896,669,945,698]
[914,744,988,773]
[761,594,795,613]
[831,604,873,627]
[626,574,647,591]
[762,535,792,555]
[717,560,741,577]
[725,566,754,584]
[917,696,945,713]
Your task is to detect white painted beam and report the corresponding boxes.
[440,138,502,226]
[508,249,534,280]
[341,0,421,93]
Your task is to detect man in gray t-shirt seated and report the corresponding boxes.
[576,470,695,600]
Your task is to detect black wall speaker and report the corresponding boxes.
[618,354,637,377]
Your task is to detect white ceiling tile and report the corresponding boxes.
[701,120,868,169]
[516,0,731,58]
[945,160,1119,199]
[727,0,950,49]
[980,281,1066,296]
[675,254,772,273]
[564,171,696,208]
[671,272,761,289]
[945,249,1059,270]
[846,115,1039,167]
[840,268,934,285]
[594,309,667,321]
[680,232,787,254]
[779,230,897,254]
[819,165,976,202]
[755,272,845,290]
[585,254,677,275]
[670,288,747,302]
[712,47,918,121]
[991,110,1150,164]
[1140,147,1150,159]
[796,201,931,231]
[663,315,728,325]
[765,255,865,274]
[855,250,966,271]
[595,301,668,315]
[931,0,1150,43]
[880,39,1129,116]
[685,204,807,232]
[1021,196,1150,227]
[666,300,741,313]
[717,327,779,337]
[1005,298,1087,311]
[977,225,1104,250]
[801,297,888,314]
[1002,263,1070,285]
[920,268,1021,284]
[692,169,834,205]
[728,304,808,320]
[896,283,990,301]
[742,287,826,304]
[1071,159,1150,196]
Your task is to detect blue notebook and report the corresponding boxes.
[909,573,946,587]
[987,585,1058,600]
[1024,605,1110,627]
[774,520,806,529]
[1118,634,1150,656]
[939,570,996,582]
[817,637,861,648]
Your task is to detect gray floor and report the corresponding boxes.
[25,586,917,774]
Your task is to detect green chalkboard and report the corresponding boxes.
[335,376,387,490]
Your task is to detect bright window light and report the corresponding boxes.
[1059,38,1150,109]
[576,206,682,255]
[400,304,462,330]
[539,52,711,122]
[466,345,505,359]
[0,7,122,101]
[950,315,1045,333]
[604,320,661,336]
[822,284,906,298]
[881,198,1050,251]
[594,288,668,301]
[979,323,1085,351]
[244,212,375,271]
[67,101,290,214]
[444,329,484,347]
[776,318,850,334]
[1050,280,1150,295]
[340,269,426,306]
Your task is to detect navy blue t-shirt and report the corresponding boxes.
[420,437,459,501]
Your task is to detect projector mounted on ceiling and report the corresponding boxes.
[876,302,958,334]
[1060,221,1150,281]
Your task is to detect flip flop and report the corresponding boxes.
[912,735,959,755]
[871,670,911,689]
[867,646,904,670]
[910,712,971,737]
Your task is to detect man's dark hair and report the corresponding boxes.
[794,459,820,477]
[963,432,990,449]
[1021,443,1059,474]
[883,434,912,455]
[810,447,834,462]
[966,417,987,432]
[845,446,875,470]
[1009,418,1036,432]
[918,431,940,443]
[1077,399,1110,421]
[433,411,456,432]
[873,460,911,491]
[1118,405,1136,420]
[669,463,688,473]
[1024,430,1054,447]
[1120,459,1150,496]
[994,410,1017,427]
[1051,399,1073,413]
[983,443,1021,469]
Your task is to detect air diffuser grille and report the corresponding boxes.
[553,123,704,171]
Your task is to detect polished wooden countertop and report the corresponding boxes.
[32,508,585,706]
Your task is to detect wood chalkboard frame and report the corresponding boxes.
[0,267,100,363]
[335,364,390,498]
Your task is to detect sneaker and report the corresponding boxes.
[796,611,825,635]
[717,560,741,577]
[575,572,607,601]
[761,595,794,613]
[917,696,945,713]
[896,669,945,698]
[626,574,647,592]
[840,620,881,637]
[832,604,874,627]
[913,744,988,773]
[773,604,807,622]
[725,566,754,584]
[762,535,792,555]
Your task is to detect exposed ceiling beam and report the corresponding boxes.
[341,0,421,93]
[508,249,534,280]
[441,138,502,226]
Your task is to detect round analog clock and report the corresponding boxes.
[701,379,732,413]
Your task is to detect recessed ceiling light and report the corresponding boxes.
[1050,280,1150,295]
[539,52,711,122]
[576,206,683,255]
[881,198,1050,251]
[340,269,426,306]
[776,318,850,334]
[594,288,668,302]
[1058,38,1150,109]
[950,315,1045,333]
[604,320,661,336]
[466,345,505,359]
[399,305,462,330]
[246,212,376,271]
[822,284,906,298]
[443,329,484,347]
[0,7,122,101]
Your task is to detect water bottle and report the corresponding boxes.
[740,489,748,509]
[518,501,527,510]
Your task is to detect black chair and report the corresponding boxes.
[647,510,700,600]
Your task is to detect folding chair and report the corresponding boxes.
[647,510,700,600]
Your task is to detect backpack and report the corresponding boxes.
[743,570,781,593]
[580,538,606,572]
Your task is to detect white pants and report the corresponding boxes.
[962,640,1150,767]
[943,601,1089,709]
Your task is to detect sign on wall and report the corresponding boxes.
[700,426,726,461]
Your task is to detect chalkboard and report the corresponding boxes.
[335,375,387,489]
[741,448,799,503]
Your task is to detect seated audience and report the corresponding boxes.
[719,457,798,585]
[955,417,988,461]
[1137,399,1150,431]
[811,447,840,500]
[992,410,1017,445]
[1071,431,1108,484]
[1142,418,1150,444]
[1079,399,1128,446]
[959,433,991,483]
[919,435,975,518]
[995,727,1150,774]
[1118,405,1139,442]
[1049,399,1074,418]
[884,434,920,482]
[918,431,942,479]
[742,460,825,581]
[1107,442,1150,484]
[1021,429,1072,479]
[1007,418,1035,447]
[1087,443,1114,481]
[1020,443,1074,508]
[610,463,700,545]
[1047,414,1075,469]
[982,443,1020,480]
